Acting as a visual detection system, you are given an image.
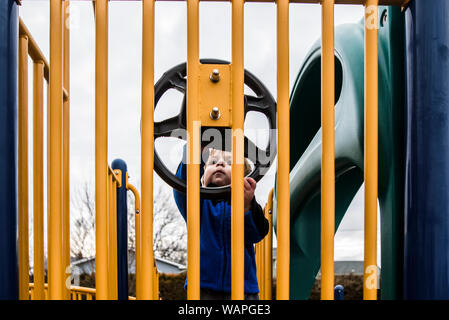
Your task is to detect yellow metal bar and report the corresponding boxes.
[112,179,118,299]
[95,0,109,300]
[33,60,45,301]
[49,0,64,300]
[259,236,266,300]
[107,173,113,299]
[46,82,51,295]
[264,189,274,300]
[135,202,142,298]
[363,0,379,301]
[63,0,71,300]
[231,0,245,300]
[276,0,290,301]
[107,175,118,299]
[18,34,29,301]
[126,178,141,298]
[108,166,122,187]
[186,0,201,301]
[255,241,262,298]
[321,0,335,300]
[19,18,69,103]
[153,265,159,299]
[141,0,156,300]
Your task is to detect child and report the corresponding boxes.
[173,148,269,300]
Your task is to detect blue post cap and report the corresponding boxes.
[334,285,344,300]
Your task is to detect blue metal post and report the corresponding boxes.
[0,0,19,300]
[111,159,128,300]
[334,285,344,300]
[404,0,449,299]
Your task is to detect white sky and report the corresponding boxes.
[19,0,380,263]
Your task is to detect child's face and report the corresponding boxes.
[202,149,232,187]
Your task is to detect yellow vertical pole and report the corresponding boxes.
[49,0,64,300]
[153,265,158,299]
[95,0,109,300]
[46,82,51,292]
[186,0,201,301]
[255,242,262,298]
[276,0,290,301]
[112,179,118,299]
[126,178,142,299]
[264,189,274,300]
[33,60,45,301]
[363,0,379,301]
[255,239,262,298]
[259,236,267,300]
[127,178,142,299]
[107,173,113,299]
[63,0,71,300]
[231,0,245,301]
[141,0,156,300]
[49,5,64,299]
[18,34,29,301]
[321,0,335,300]
[136,210,141,298]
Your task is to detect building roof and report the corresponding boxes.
[70,250,186,275]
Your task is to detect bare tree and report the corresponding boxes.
[72,179,187,265]
[152,183,187,265]
[71,182,96,259]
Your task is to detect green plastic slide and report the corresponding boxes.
[273,7,405,300]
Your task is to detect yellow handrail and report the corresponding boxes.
[126,178,142,298]
[19,18,69,102]
[29,283,136,301]
[255,189,274,300]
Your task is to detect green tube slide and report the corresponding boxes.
[273,6,405,300]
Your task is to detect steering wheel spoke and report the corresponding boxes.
[245,95,271,113]
[154,115,182,138]
[169,71,187,93]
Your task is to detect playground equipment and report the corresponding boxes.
[1,0,449,301]
[281,6,405,299]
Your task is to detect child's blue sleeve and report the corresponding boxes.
[173,145,207,221]
[173,161,187,221]
[244,197,269,244]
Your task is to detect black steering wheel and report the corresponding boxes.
[153,59,277,199]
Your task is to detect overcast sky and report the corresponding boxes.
[19,0,380,263]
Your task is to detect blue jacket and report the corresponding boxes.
[173,160,269,294]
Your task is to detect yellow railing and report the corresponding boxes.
[126,173,159,300]
[18,16,70,301]
[29,283,137,301]
[19,0,408,300]
[255,189,274,300]
[18,3,152,301]
[106,166,121,299]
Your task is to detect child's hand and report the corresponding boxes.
[244,177,256,213]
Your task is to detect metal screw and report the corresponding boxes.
[210,69,220,83]
[210,107,221,120]
[136,210,140,214]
